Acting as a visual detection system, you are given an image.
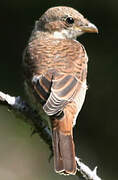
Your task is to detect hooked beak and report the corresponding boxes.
[81,22,98,33]
[76,22,98,33]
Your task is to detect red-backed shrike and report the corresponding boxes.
[23,6,98,175]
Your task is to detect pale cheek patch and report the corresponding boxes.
[53,29,77,39]
[53,29,84,39]
[53,31,65,39]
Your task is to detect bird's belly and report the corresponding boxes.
[73,80,87,126]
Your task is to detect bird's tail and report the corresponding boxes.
[51,114,77,175]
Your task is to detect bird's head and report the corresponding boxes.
[35,6,98,39]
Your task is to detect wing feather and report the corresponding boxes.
[32,71,83,116]
[43,73,79,116]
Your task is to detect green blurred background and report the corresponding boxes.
[0,0,118,180]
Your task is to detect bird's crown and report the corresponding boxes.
[34,6,98,39]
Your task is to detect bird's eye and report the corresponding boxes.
[66,17,74,24]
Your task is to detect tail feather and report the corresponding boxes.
[52,129,77,175]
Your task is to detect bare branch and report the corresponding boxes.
[76,157,102,180]
[0,91,52,150]
[0,91,102,180]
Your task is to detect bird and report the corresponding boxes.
[23,6,98,175]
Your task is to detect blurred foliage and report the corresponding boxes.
[0,0,118,180]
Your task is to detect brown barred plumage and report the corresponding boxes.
[23,6,98,175]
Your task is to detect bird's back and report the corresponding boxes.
[24,37,87,83]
